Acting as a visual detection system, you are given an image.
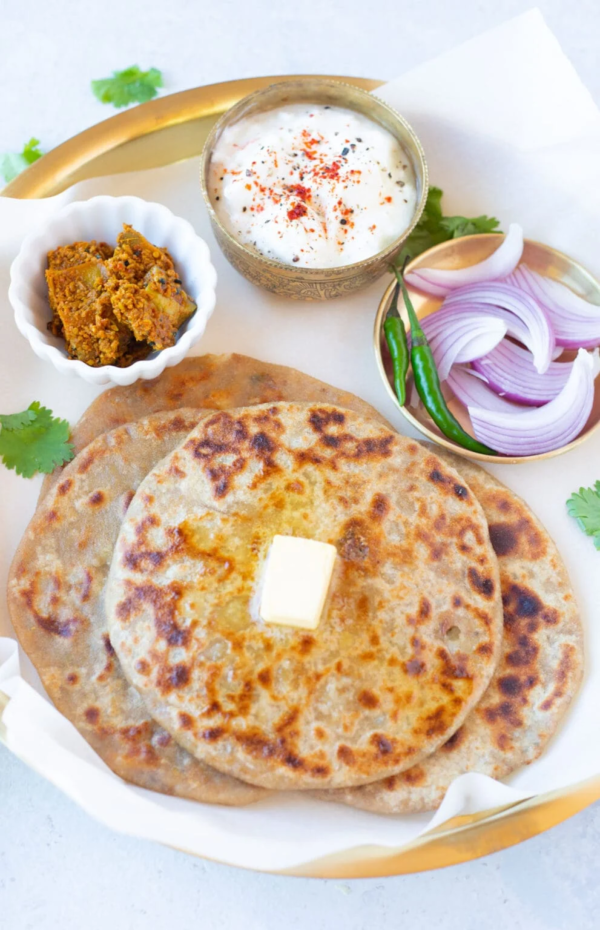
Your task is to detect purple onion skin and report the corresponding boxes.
[469,359,544,406]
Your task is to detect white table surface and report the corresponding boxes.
[1,1,600,927]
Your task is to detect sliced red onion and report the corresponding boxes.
[423,315,507,381]
[471,340,572,405]
[442,282,555,373]
[423,301,532,353]
[404,272,449,299]
[509,265,600,348]
[468,349,595,455]
[447,365,526,414]
[405,224,523,296]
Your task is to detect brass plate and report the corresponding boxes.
[3,76,380,199]
[2,75,598,878]
[374,234,600,464]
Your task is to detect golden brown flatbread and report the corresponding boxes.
[40,353,390,500]
[8,410,266,805]
[106,405,503,791]
[316,450,583,812]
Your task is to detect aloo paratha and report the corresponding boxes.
[106,404,504,791]
[8,410,266,805]
[318,450,583,812]
[41,353,389,499]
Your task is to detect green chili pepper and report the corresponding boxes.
[393,266,497,456]
[383,282,409,406]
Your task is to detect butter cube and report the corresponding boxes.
[260,535,337,630]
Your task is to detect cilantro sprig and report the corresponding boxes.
[567,482,600,551]
[91,66,163,108]
[0,138,43,184]
[0,402,73,478]
[398,186,502,265]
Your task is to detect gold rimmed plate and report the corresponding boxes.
[374,234,600,464]
[3,77,600,879]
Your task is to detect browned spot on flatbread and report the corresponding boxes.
[441,726,466,753]
[201,727,225,742]
[405,658,426,676]
[257,668,273,688]
[79,570,93,603]
[489,523,518,556]
[297,635,316,656]
[418,597,431,621]
[308,409,346,433]
[357,690,380,709]
[116,580,188,647]
[370,734,394,756]
[427,463,469,502]
[19,577,81,638]
[540,644,577,712]
[77,447,102,474]
[488,517,546,560]
[57,478,73,496]
[468,568,495,599]
[36,612,80,638]
[400,765,426,786]
[337,518,375,563]
[337,745,356,765]
[370,493,390,520]
[157,663,191,694]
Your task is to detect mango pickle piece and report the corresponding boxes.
[45,224,196,366]
[45,262,132,366]
[144,265,197,331]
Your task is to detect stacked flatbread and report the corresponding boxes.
[7,354,583,811]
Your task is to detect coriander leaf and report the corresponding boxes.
[0,402,73,478]
[567,482,600,550]
[0,138,43,184]
[440,214,501,238]
[0,408,37,430]
[91,66,163,108]
[397,186,502,265]
[423,185,443,222]
[22,138,43,166]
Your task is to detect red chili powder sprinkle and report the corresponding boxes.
[287,202,308,221]
[287,184,311,202]
[321,162,341,180]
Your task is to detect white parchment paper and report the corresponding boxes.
[1,9,599,870]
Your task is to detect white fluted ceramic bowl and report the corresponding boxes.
[9,195,217,386]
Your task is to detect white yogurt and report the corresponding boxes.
[208,104,418,268]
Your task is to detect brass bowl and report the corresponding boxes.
[374,234,600,464]
[200,79,428,300]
